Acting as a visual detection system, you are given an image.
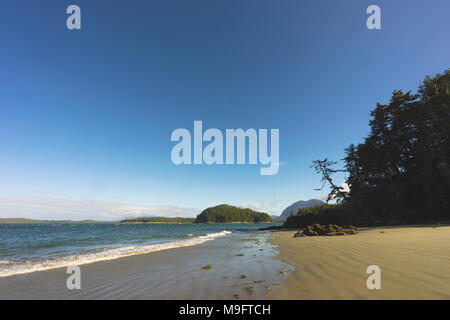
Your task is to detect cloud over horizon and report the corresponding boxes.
[0,195,200,221]
[240,196,284,216]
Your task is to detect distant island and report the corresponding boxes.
[120,217,195,224]
[195,204,272,223]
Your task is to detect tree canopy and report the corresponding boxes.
[343,69,450,223]
[195,204,272,223]
[285,69,450,227]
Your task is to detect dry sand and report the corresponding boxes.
[270,225,450,299]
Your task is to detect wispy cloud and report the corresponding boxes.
[240,196,284,216]
[240,201,264,211]
[268,196,282,208]
[0,195,200,221]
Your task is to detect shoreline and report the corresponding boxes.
[2,224,449,299]
[269,225,450,299]
[0,231,233,278]
[0,231,290,299]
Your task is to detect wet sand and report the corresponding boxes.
[270,225,450,299]
[0,232,291,299]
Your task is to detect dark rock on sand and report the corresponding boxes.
[293,224,358,237]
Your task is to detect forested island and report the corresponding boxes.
[195,204,272,223]
[120,205,273,224]
[265,69,450,229]
[120,217,196,224]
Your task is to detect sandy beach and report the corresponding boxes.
[1,225,449,300]
[270,225,450,299]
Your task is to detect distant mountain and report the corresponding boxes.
[279,199,325,219]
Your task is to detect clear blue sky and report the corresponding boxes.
[0,0,449,219]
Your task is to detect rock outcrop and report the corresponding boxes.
[293,224,358,237]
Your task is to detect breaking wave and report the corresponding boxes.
[0,230,232,277]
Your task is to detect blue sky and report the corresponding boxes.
[0,0,449,220]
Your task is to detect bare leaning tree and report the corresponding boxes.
[311,158,348,203]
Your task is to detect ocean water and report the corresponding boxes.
[0,223,269,277]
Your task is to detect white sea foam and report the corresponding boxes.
[0,230,232,278]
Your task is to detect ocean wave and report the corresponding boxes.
[0,230,232,278]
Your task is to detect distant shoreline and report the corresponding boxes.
[0,218,278,225]
[0,218,111,224]
[119,221,193,224]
